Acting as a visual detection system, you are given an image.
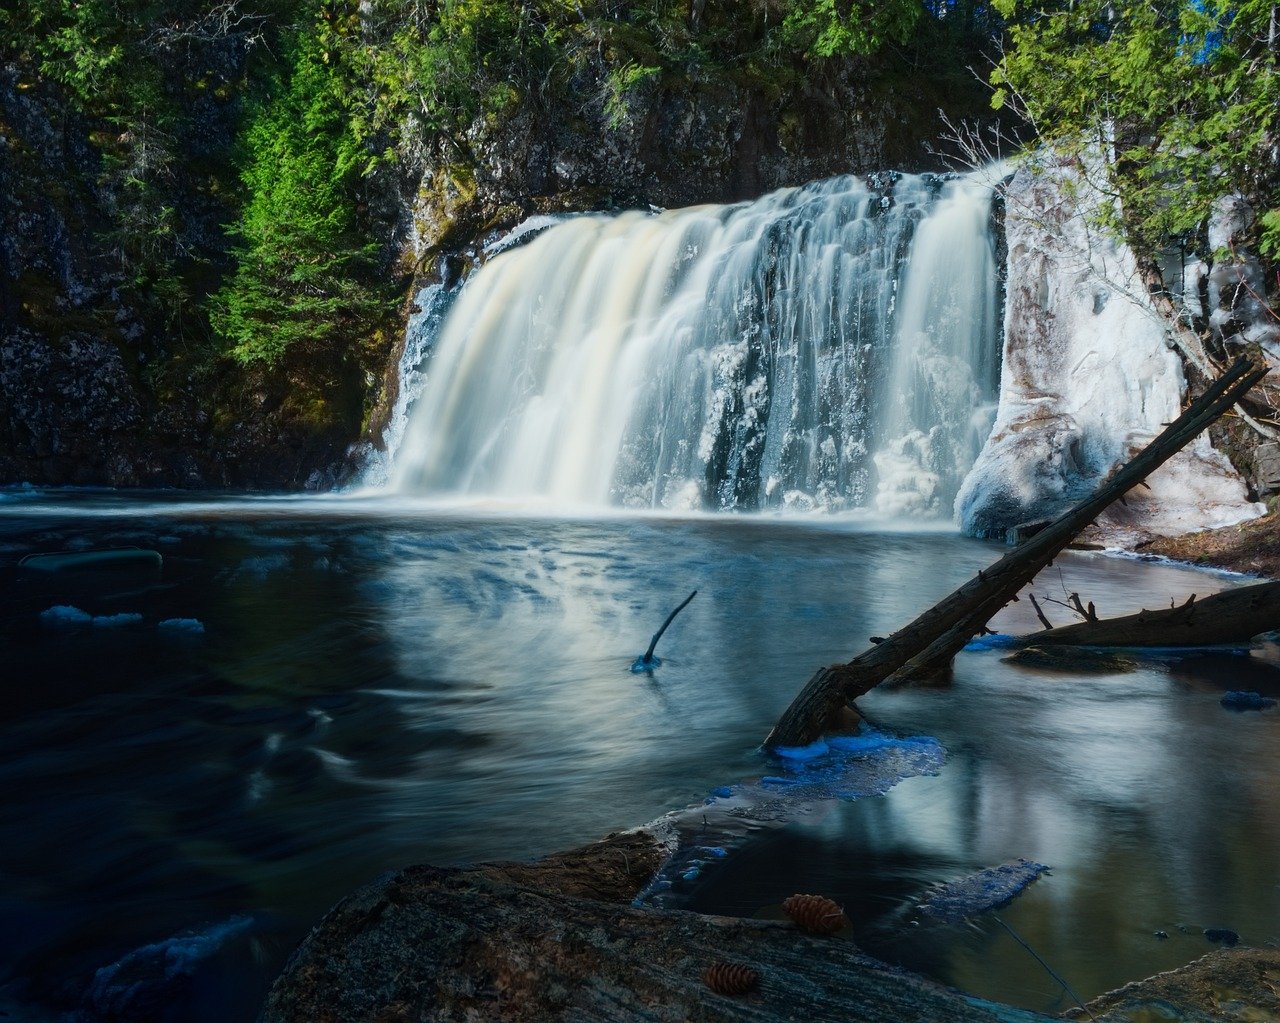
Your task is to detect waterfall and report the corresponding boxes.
[387,171,1001,517]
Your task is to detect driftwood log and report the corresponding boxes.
[766,357,1269,749]
[1020,579,1280,647]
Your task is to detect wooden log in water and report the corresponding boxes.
[765,357,1269,749]
[1023,580,1280,648]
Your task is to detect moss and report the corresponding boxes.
[415,163,484,254]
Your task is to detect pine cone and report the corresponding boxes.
[782,893,848,934]
[701,961,760,996]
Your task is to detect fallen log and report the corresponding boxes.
[1021,579,1280,648]
[766,357,1269,749]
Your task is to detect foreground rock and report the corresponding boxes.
[1140,509,1280,578]
[263,831,1056,1023]
[1071,948,1280,1023]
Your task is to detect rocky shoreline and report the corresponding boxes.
[262,830,1280,1023]
[1140,508,1280,580]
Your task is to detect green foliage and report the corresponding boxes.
[605,62,663,128]
[2,0,1005,391]
[992,0,1280,257]
[781,0,922,59]
[211,21,392,365]
[1262,210,1280,260]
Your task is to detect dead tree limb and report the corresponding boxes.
[765,357,1268,749]
[633,590,697,670]
[1021,580,1280,648]
[1027,593,1054,630]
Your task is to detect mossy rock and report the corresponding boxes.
[1003,646,1139,674]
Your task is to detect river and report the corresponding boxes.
[1,491,1276,1020]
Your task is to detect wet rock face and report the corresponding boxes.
[400,63,998,265]
[1071,948,1280,1023]
[0,330,143,485]
[0,65,362,489]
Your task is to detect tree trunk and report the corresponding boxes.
[1022,580,1280,648]
[766,357,1268,749]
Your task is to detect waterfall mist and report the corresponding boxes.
[387,172,1001,518]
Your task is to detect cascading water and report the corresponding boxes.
[386,171,1001,517]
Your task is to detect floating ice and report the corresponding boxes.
[918,859,1049,923]
[81,916,255,1021]
[1220,690,1277,711]
[773,738,830,760]
[92,613,143,628]
[40,605,92,626]
[234,553,290,578]
[962,633,1023,651]
[159,618,205,634]
[637,725,946,908]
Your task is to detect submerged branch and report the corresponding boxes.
[635,589,697,669]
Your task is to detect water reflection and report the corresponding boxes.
[0,498,1276,1020]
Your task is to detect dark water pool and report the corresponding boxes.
[0,492,1276,1019]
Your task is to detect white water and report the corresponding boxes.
[387,172,1001,517]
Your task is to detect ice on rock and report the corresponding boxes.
[1220,690,1277,711]
[82,916,256,1021]
[959,156,1262,543]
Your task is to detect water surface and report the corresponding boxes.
[0,492,1276,1019]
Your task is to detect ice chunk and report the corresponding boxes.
[636,725,947,909]
[962,633,1022,651]
[92,613,143,628]
[40,605,92,626]
[159,617,206,634]
[918,859,1049,923]
[235,553,290,578]
[773,739,830,761]
[82,916,255,1021]
[1220,690,1277,711]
